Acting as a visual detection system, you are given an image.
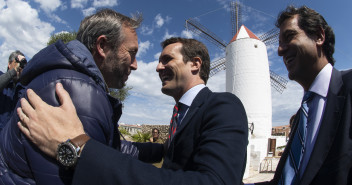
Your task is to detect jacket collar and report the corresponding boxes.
[173,87,211,138]
[299,68,345,184]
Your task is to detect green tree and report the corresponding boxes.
[118,127,130,136]
[109,86,132,103]
[47,31,77,46]
[131,131,151,143]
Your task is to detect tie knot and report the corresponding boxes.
[178,103,188,112]
[302,91,314,103]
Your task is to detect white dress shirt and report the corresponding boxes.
[178,84,205,125]
[299,63,333,177]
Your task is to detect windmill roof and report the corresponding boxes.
[230,25,259,43]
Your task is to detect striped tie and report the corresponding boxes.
[168,104,178,144]
[279,92,313,185]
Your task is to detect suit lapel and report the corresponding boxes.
[300,68,346,185]
[174,87,210,137]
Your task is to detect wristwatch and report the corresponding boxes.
[57,134,90,167]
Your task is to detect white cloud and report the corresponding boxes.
[119,60,174,124]
[0,0,55,71]
[136,40,152,58]
[272,81,302,126]
[162,29,177,41]
[34,0,61,13]
[33,0,68,26]
[155,14,164,28]
[140,25,153,35]
[92,0,118,7]
[82,7,96,16]
[48,13,68,24]
[207,70,226,92]
[181,30,194,38]
[71,0,88,9]
[154,52,161,60]
[154,14,171,28]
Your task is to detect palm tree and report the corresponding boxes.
[131,131,151,142]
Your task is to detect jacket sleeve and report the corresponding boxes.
[120,139,164,162]
[22,74,116,185]
[72,93,248,185]
[0,69,16,91]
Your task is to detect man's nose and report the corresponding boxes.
[156,62,164,72]
[278,43,287,56]
[130,58,137,70]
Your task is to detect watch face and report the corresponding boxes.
[57,142,78,167]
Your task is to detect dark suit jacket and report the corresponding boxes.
[72,87,249,185]
[256,68,352,185]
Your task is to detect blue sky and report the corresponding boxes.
[0,0,351,126]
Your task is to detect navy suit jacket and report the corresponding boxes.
[256,68,352,185]
[72,87,249,185]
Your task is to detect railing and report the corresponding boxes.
[259,157,275,173]
[248,122,254,135]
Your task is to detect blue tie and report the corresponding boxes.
[279,92,313,185]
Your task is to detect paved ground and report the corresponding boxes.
[243,172,274,183]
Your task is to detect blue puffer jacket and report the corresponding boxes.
[0,40,123,185]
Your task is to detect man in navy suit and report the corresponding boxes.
[250,5,352,185]
[17,37,248,184]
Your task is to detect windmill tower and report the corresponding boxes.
[185,1,287,177]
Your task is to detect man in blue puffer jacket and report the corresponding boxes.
[0,9,143,185]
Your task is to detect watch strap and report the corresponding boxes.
[70,134,90,148]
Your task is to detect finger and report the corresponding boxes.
[17,121,32,141]
[56,83,75,111]
[20,98,36,118]
[17,107,29,127]
[26,89,44,110]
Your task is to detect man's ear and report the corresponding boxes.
[191,57,202,73]
[95,35,109,58]
[316,27,325,46]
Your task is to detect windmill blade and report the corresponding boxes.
[185,19,227,51]
[230,1,242,36]
[209,57,226,77]
[258,28,279,46]
[269,70,288,94]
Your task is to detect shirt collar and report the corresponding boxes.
[308,63,332,98]
[179,84,206,107]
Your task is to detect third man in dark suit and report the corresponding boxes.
[251,5,352,185]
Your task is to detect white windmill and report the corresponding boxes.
[185,1,287,177]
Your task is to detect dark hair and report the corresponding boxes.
[276,5,335,65]
[77,8,143,52]
[152,128,159,134]
[8,50,25,71]
[161,37,210,84]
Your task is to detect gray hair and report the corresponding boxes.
[8,50,24,71]
[8,50,24,64]
[76,8,143,52]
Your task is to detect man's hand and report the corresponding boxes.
[17,83,85,158]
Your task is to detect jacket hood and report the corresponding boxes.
[20,40,106,90]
